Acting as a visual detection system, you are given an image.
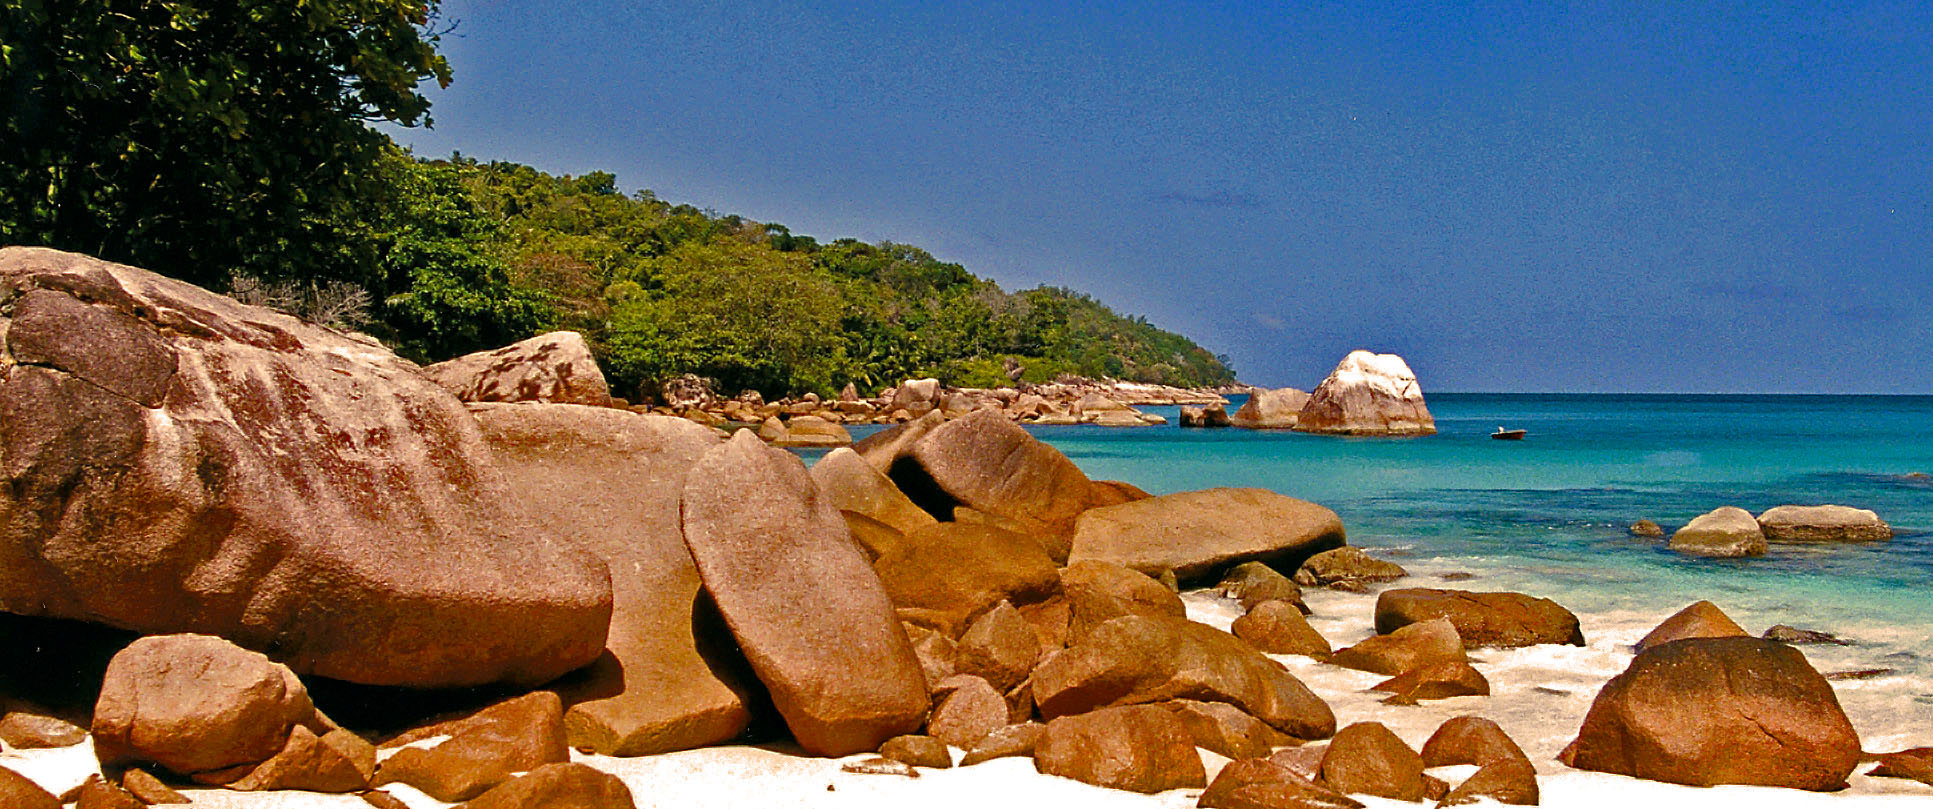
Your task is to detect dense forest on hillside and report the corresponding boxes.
[0,0,1233,400]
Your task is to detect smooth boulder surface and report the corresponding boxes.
[1231,599,1332,658]
[1328,618,1465,676]
[892,410,1095,559]
[1629,519,1665,538]
[927,676,1008,749]
[879,735,953,769]
[222,726,373,792]
[1230,388,1310,429]
[1295,547,1407,588]
[0,763,63,809]
[462,762,636,809]
[0,247,611,688]
[1318,722,1428,801]
[1441,758,1540,806]
[681,431,929,756]
[1420,716,1529,768]
[960,722,1045,766]
[1179,403,1232,428]
[93,634,321,777]
[811,447,939,536]
[1558,636,1862,791]
[1218,562,1306,613]
[1033,614,1336,741]
[1373,589,1584,649]
[1160,699,1289,760]
[891,378,942,414]
[1033,705,1206,794]
[374,692,569,802]
[873,522,1062,634]
[1200,758,1365,809]
[1294,351,1435,436]
[1757,505,1892,543]
[1370,661,1489,704]
[1634,600,1749,652]
[1060,560,1187,644]
[957,602,1041,693]
[1668,506,1767,558]
[422,330,611,406]
[0,706,87,749]
[473,403,754,756]
[1068,488,1346,583]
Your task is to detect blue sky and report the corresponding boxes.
[390,1,1932,392]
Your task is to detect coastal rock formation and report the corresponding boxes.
[1421,716,1530,769]
[462,762,636,809]
[763,414,852,448]
[93,634,323,778]
[1327,618,1465,676]
[0,766,58,809]
[1317,722,1428,801]
[375,692,569,802]
[1441,758,1540,807]
[1218,561,1307,612]
[1160,699,1291,760]
[927,676,1007,749]
[680,431,929,756]
[1032,614,1336,741]
[1373,589,1585,648]
[1230,387,1310,429]
[810,447,939,537]
[1634,600,1749,651]
[960,722,1045,766]
[470,403,754,756]
[1629,519,1665,537]
[1295,547,1408,588]
[1179,403,1231,427]
[1294,351,1435,436]
[1231,599,1332,657]
[891,378,942,414]
[422,330,611,406]
[1059,560,1186,644]
[1066,488,1345,582]
[1763,625,1848,646]
[1668,506,1767,558]
[0,707,86,749]
[222,726,374,793]
[873,522,1062,634]
[879,735,952,769]
[1033,705,1206,793]
[0,247,611,688]
[890,410,1096,560]
[1199,758,1364,809]
[1559,636,1862,791]
[1370,660,1490,704]
[956,602,1040,693]
[1757,505,1892,543]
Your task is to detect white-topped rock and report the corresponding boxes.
[1294,351,1435,436]
[1757,505,1892,543]
[1669,507,1767,558]
[1229,387,1309,429]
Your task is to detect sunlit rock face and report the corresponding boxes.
[1294,350,1435,436]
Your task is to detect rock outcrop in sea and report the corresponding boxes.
[1295,350,1436,435]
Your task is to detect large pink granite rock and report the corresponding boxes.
[1294,350,1435,436]
[423,330,611,406]
[0,247,611,688]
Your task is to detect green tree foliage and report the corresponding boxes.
[444,159,1236,398]
[0,0,451,289]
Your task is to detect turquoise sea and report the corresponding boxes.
[842,394,1933,744]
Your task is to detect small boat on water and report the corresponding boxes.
[1492,427,1527,440]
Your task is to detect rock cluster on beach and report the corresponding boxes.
[1635,504,1895,559]
[0,247,1916,808]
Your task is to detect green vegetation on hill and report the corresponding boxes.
[0,1,1233,399]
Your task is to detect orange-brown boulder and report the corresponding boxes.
[1374,589,1583,649]
[92,634,321,777]
[889,410,1094,560]
[927,675,1008,750]
[1371,661,1489,704]
[957,602,1040,693]
[374,692,569,802]
[1087,480,1154,508]
[960,722,1045,766]
[1068,488,1345,583]
[1160,699,1291,760]
[70,775,143,809]
[1199,758,1364,809]
[0,247,610,688]
[471,404,754,756]
[0,765,58,809]
[1061,560,1187,644]
[0,704,87,748]
[1868,748,1933,785]
[217,726,374,792]
[1327,618,1465,676]
[1441,758,1539,806]
[1232,599,1332,658]
[681,431,929,756]
[1420,716,1529,768]
[462,762,635,809]
[1558,636,1861,790]
[1634,600,1749,652]
[879,734,953,769]
[1033,615,1335,741]
[422,330,612,406]
[810,447,938,536]
[873,522,1062,632]
[1218,562,1307,613]
[1034,705,1206,793]
[1317,722,1427,801]
[851,410,945,471]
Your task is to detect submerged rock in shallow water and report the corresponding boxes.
[1668,507,1766,558]
[1757,504,1892,543]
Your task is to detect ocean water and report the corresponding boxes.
[846,394,1933,776]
